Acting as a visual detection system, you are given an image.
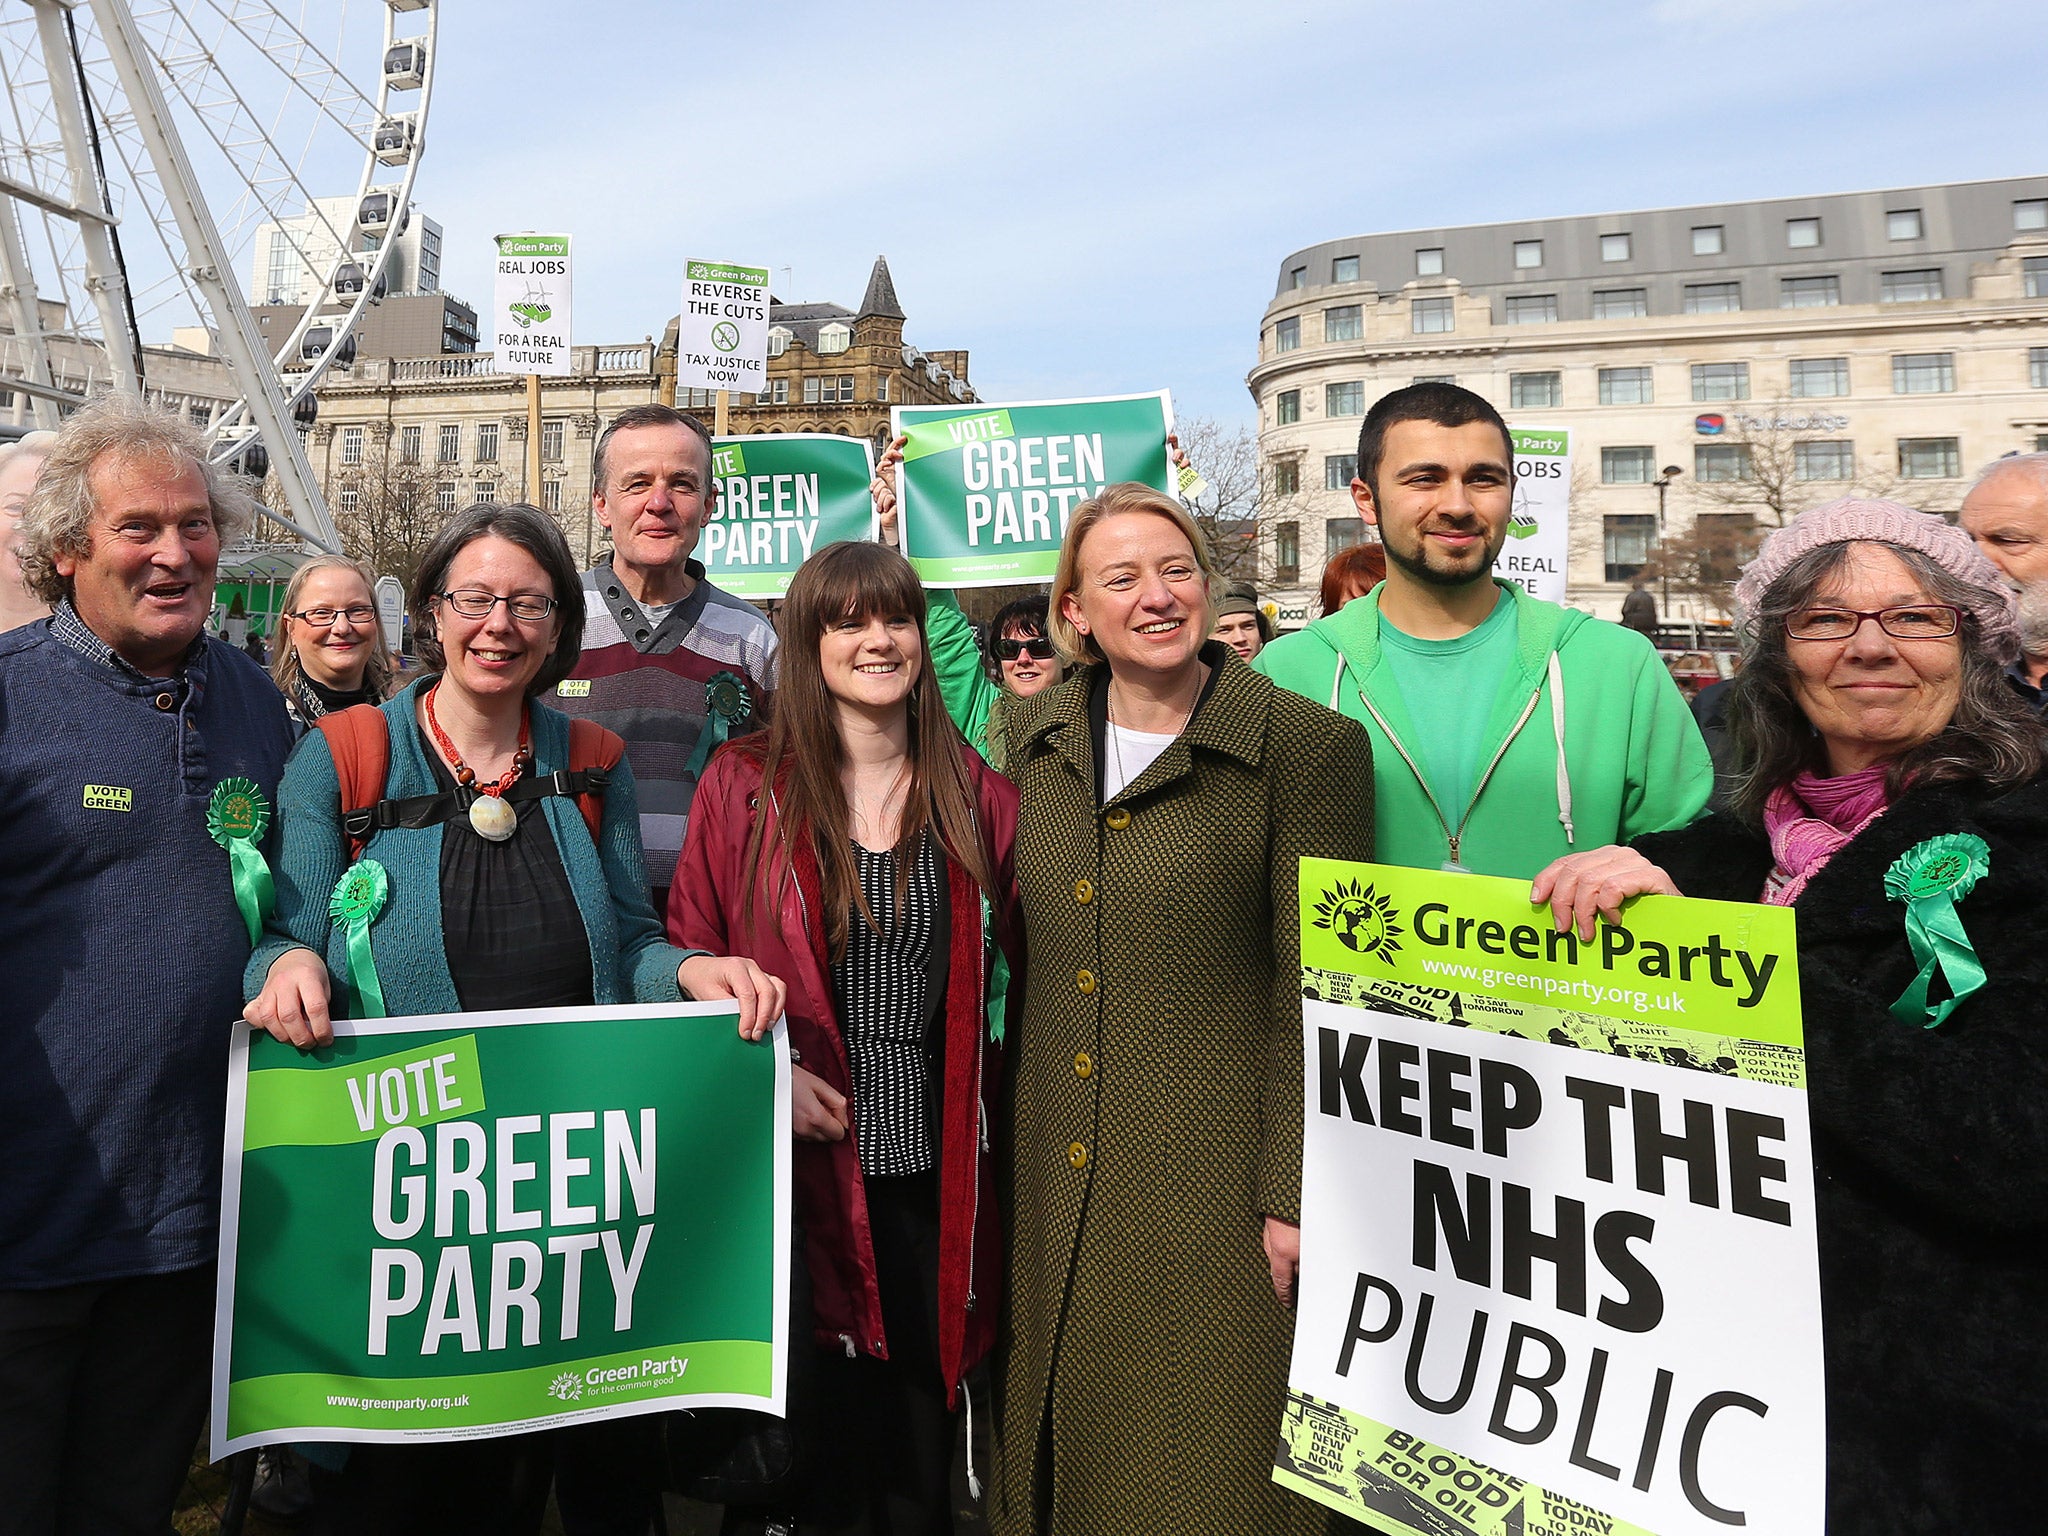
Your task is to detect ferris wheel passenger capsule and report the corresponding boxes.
[374,115,417,166]
[383,42,427,91]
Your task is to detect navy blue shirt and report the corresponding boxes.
[0,609,292,1286]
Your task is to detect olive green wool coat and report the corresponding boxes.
[991,645,1374,1536]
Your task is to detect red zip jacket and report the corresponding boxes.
[667,741,1022,1403]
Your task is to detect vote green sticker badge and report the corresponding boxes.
[208,778,275,945]
[1882,833,1991,1029]
[330,859,391,1020]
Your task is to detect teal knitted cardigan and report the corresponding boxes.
[244,678,697,1016]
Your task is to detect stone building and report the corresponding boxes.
[1250,175,2048,625]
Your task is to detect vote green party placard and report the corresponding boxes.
[211,1002,790,1456]
[1277,861,1824,1536]
[702,434,877,599]
[891,390,1177,587]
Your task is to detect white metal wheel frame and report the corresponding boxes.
[0,0,441,549]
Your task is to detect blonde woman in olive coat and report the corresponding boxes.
[991,483,1374,1536]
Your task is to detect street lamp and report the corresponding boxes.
[1652,464,1683,629]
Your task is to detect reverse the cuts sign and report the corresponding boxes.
[1277,860,1823,1536]
[891,390,1176,587]
[702,434,877,599]
[676,258,770,396]
[1497,427,1573,605]
[211,1002,790,1455]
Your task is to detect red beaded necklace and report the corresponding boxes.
[423,680,530,796]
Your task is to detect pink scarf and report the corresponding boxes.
[1761,766,1893,906]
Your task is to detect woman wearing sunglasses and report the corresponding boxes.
[244,502,781,1534]
[271,553,398,734]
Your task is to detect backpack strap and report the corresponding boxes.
[313,705,394,865]
[567,716,627,845]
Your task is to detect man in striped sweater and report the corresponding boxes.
[543,404,777,908]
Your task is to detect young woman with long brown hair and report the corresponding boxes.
[669,540,1022,1534]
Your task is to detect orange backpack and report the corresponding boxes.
[315,704,626,864]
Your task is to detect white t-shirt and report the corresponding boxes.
[1103,721,1179,800]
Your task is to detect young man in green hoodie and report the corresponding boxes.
[1255,382,1710,877]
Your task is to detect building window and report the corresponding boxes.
[817,322,851,354]
[1415,247,1443,276]
[1504,293,1558,324]
[1780,275,1840,307]
[1324,305,1363,343]
[1892,353,1956,393]
[1683,282,1742,314]
[1333,255,1360,283]
[2017,199,2048,231]
[475,421,499,462]
[804,377,821,404]
[437,423,460,463]
[1881,268,1944,302]
[340,425,363,465]
[2025,256,2048,299]
[771,379,789,405]
[1789,357,1850,398]
[1601,447,1656,485]
[1692,225,1724,256]
[1412,296,1453,334]
[1887,208,1924,241]
[1513,239,1543,269]
[1275,389,1300,426]
[1600,233,1631,262]
[189,403,212,429]
[876,376,889,402]
[1273,317,1300,352]
[833,374,856,403]
[473,479,497,503]
[1509,371,1562,409]
[1325,517,1366,553]
[1794,441,1854,481]
[1691,362,1750,401]
[1696,443,1754,482]
[540,418,565,461]
[1786,217,1822,248]
[1325,382,1365,417]
[1599,366,1653,405]
[1604,514,1656,583]
[1325,454,1358,491]
[398,424,421,463]
[1275,522,1300,584]
[337,487,360,515]
[1272,459,1300,496]
[2032,348,2048,389]
[1288,266,1307,290]
[767,327,790,358]
[1898,437,1961,479]
[435,481,459,513]
[1593,287,1648,319]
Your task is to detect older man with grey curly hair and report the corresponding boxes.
[1961,451,2048,714]
[0,394,292,1532]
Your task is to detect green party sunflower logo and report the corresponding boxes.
[1312,877,1403,963]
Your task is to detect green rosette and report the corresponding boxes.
[1882,833,1991,1029]
[207,777,274,945]
[329,859,391,1019]
[683,670,754,781]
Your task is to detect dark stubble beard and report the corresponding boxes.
[1381,518,1509,589]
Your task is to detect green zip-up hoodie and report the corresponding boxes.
[1253,581,1711,878]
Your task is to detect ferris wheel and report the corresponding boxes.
[0,0,441,550]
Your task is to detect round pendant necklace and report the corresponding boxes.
[424,682,530,842]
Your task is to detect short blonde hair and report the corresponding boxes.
[272,553,398,701]
[1047,481,1221,666]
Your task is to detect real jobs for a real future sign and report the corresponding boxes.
[211,1002,790,1456]
[1277,860,1823,1536]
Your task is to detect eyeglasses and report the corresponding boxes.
[288,604,376,628]
[991,635,1056,661]
[1784,604,1963,642]
[437,589,558,622]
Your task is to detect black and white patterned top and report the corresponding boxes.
[834,832,943,1178]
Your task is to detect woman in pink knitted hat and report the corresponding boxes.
[1532,496,2048,1531]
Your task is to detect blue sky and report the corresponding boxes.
[225,0,2048,431]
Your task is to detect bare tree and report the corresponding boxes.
[328,459,447,590]
[1641,512,1767,621]
[1174,415,1265,585]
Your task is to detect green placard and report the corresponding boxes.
[700,433,877,599]
[212,1002,790,1455]
[891,391,1176,588]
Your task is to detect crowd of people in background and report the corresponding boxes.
[3,380,2046,1535]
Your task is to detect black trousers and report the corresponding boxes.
[305,1435,554,1536]
[0,1264,216,1536]
[727,1171,958,1536]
